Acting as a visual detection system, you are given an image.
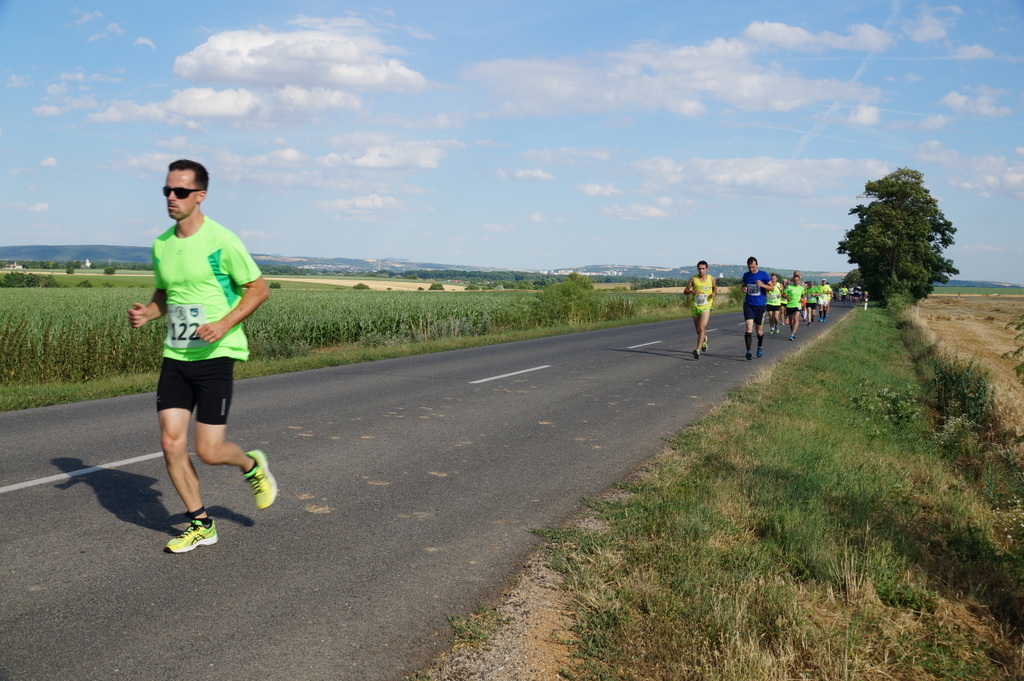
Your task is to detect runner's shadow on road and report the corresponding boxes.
[51,457,254,536]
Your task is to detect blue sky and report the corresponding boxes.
[1,1,1021,282]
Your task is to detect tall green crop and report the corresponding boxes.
[0,288,684,385]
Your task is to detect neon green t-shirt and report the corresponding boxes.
[766,282,783,306]
[806,285,820,304]
[152,217,263,362]
[784,284,805,308]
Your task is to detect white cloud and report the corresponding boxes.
[40,157,58,167]
[920,114,951,130]
[600,199,672,220]
[742,21,894,52]
[320,136,463,169]
[512,169,555,181]
[250,148,309,167]
[950,155,1024,199]
[527,212,546,223]
[155,136,190,150]
[633,156,889,197]
[33,94,97,117]
[522,147,611,164]
[913,140,960,165]
[88,16,431,127]
[466,26,881,118]
[952,44,994,60]
[483,223,516,233]
[88,22,124,42]
[173,17,426,93]
[166,88,262,118]
[847,105,881,126]
[89,85,363,126]
[71,10,103,27]
[6,75,33,88]
[134,37,156,50]
[903,12,949,42]
[912,142,1024,199]
[940,87,1012,117]
[9,202,50,212]
[576,183,623,197]
[315,193,404,218]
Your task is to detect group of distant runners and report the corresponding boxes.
[682,257,864,361]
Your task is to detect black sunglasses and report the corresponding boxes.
[163,186,204,199]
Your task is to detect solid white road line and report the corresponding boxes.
[0,452,164,495]
[627,341,662,349]
[469,365,552,384]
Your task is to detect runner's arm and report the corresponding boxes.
[195,275,270,343]
[127,289,167,328]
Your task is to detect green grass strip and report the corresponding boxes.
[545,307,1024,681]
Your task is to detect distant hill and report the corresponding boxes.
[0,244,151,263]
[0,245,498,273]
[3,245,1021,287]
[564,263,849,281]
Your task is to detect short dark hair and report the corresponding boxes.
[697,260,708,268]
[746,256,758,266]
[168,159,209,190]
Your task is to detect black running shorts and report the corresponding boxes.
[156,357,235,425]
[743,302,766,324]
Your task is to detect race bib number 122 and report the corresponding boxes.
[167,304,210,349]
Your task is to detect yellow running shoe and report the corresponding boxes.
[165,519,218,553]
[245,450,278,510]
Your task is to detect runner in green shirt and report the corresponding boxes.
[128,159,277,553]
[783,273,806,341]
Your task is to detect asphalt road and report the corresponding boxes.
[0,305,851,681]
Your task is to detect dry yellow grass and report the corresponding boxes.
[913,294,1024,439]
[266,276,468,291]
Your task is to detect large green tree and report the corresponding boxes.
[837,168,957,307]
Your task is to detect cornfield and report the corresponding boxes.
[0,288,684,385]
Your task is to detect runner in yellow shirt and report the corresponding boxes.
[819,279,833,321]
[683,260,717,359]
[765,272,784,334]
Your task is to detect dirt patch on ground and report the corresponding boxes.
[913,294,1024,438]
[421,556,575,680]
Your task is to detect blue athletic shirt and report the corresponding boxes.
[741,269,772,306]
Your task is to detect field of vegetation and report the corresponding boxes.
[0,282,702,410]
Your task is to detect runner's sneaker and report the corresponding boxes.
[693,349,700,360]
[789,335,795,341]
[746,351,752,360]
[756,347,764,358]
[165,519,217,553]
[245,450,278,510]
[702,340,708,352]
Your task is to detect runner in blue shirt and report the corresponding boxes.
[741,256,773,360]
